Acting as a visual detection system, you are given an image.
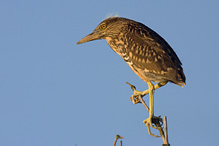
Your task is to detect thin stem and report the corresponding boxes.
[138,95,149,112]
[114,135,123,146]
[138,95,166,143]
[113,138,118,146]
[127,82,170,145]
[160,127,165,143]
[164,116,169,144]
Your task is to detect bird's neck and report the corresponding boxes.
[105,36,126,56]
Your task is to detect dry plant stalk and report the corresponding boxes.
[114,135,123,146]
[137,95,169,145]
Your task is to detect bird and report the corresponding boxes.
[77,16,186,137]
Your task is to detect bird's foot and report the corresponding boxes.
[143,115,163,137]
[126,82,149,104]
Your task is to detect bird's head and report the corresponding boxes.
[77,17,127,44]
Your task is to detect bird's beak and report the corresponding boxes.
[77,31,100,45]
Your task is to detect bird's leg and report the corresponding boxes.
[126,81,167,104]
[141,81,168,97]
[126,81,167,137]
[142,81,159,137]
[143,81,166,137]
[143,81,156,127]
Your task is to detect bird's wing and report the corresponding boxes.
[122,22,185,84]
[124,22,182,72]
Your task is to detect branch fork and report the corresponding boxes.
[126,82,170,145]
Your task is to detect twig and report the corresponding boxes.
[126,82,170,145]
[163,116,169,145]
[113,138,117,146]
[139,95,170,145]
[138,95,150,112]
[114,135,124,146]
[138,95,165,139]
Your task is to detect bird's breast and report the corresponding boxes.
[105,36,171,83]
[106,37,125,55]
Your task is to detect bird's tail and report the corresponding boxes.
[176,68,186,87]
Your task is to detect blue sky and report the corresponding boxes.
[0,0,219,146]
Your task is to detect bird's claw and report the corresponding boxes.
[152,115,163,127]
[143,115,163,137]
[143,116,158,129]
[126,82,145,104]
[129,91,144,104]
[129,96,141,104]
[126,82,164,137]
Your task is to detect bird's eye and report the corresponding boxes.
[100,24,107,30]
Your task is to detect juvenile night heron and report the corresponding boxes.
[77,16,186,137]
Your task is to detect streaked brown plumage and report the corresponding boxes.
[77,16,186,137]
[77,17,185,86]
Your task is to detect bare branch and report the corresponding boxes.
[114,135,124,146]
